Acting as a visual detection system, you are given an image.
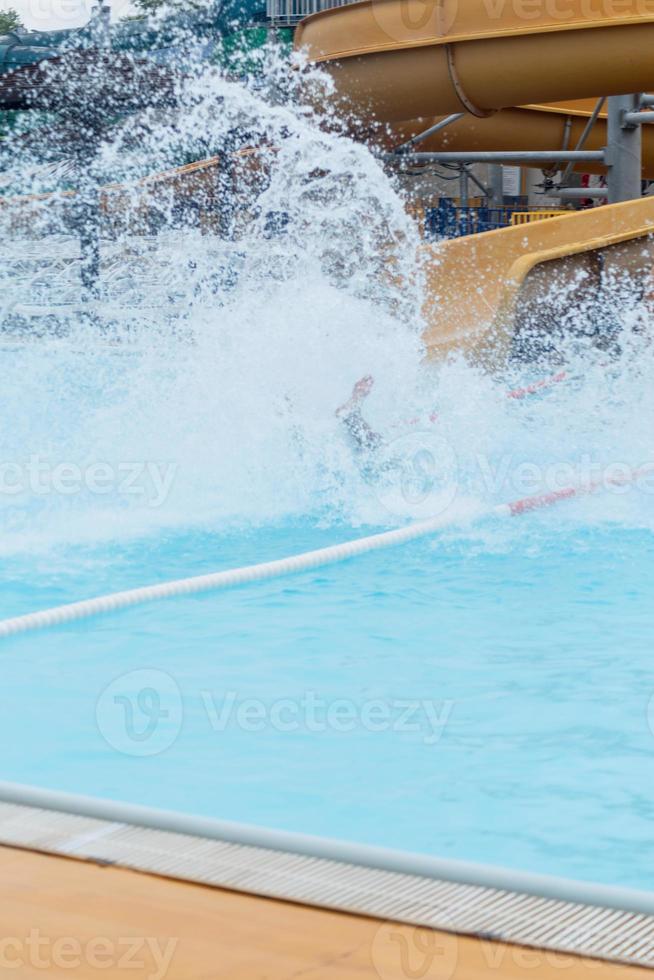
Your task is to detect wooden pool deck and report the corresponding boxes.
[0,789,653,979]
[2,844,653,979]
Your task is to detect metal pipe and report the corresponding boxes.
[394,112,465,152]
[553,187,608,199]
[640,94,654,108]
[624,110,654,126]
[488,163,504,205]
[1,780,654,915]
[559,96,606,187]
[458,165,469,207]
[560,114,572,151]
[607,94,642,203]
[389,151,606,164]
[461,164,490,198]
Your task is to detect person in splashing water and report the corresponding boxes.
[336,375,438,451]
[335,375,383,457]
[335,376,442,502]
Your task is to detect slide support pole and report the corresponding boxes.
[554,187,608,200]
[489,164,504,205]
[389,151,605,164]
[606,94,642,203]
[459,166,469,207]
[394,112,465,152]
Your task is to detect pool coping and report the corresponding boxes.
[0,781,652,968]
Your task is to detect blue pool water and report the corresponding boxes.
[1,513,654,890]
[1,271,654,893]
[2,62,654,898]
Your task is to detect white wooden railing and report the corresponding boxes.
[267,0,354,27]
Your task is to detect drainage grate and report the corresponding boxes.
[0,799,652,968]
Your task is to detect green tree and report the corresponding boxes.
[0,8,22,32]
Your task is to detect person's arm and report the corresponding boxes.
[335,376,382,453]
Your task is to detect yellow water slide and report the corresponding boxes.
[295,0,654,125]
[295,0,654,360]
[421,197,654,361]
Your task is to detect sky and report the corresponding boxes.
[1,0,136,30]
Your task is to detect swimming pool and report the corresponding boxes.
[1,513,654,890]
[2,65,653,900]
[2,311,654,893]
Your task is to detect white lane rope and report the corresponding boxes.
[0,461,651,639]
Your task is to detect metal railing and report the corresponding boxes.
[267,0,354,26]
[423,202,512,239]
[421,201,566,239]
[510,209,566,225]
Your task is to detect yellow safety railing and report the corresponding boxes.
[510,210,566,226]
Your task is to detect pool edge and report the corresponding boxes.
[0,780,652,970]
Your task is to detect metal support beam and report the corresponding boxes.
[559,96,605,188]
[458,166,469,207]
[488,164,504,205]
[553,187,608,200]
[394,113,465,153]
[606,95,642,204]
[388,150,606,164]
[623,110,654,126]
[461,164,490,199]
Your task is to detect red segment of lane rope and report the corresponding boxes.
[393,372,567,431]
[501,462,654,517]
[506,371,568,400]
[0,458,651,639]
[391,409,439,431]
[507,484,584,516]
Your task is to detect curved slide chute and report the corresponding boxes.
[295,1,654,361]
[420,197,654,362]
[294,0,654,121]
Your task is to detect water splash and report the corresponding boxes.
[0,47,653,556]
